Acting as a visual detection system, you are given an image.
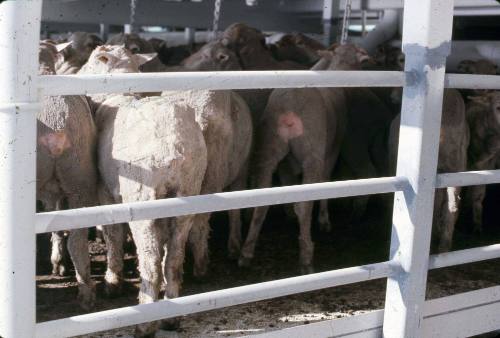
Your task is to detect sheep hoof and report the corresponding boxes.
[193,264,208,279]
[77,284,96,311]
[52,263,68,277]
[238,256,252,268]
[227,245,240,261]
[300,264,314,275]
[134,322,159,338]
[473,223,483,235]
[161,318,181,331]
[318,220,332,233]
[105,281,123,298]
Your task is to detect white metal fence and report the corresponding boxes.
[0,0,499,337]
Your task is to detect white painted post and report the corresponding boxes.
[0,1,42,337]
[322,0,340,46]
[383,0,455,337]
[100,23,110,42]
[185,27,195,46]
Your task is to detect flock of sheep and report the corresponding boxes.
[37,23,500,337]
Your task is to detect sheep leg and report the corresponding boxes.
[239,132,289,268]
[101,224,125,297]
[98,185,125,297]
[277,159,299,221]
[67,228,95,311]
[227,167,248,259]
[65,192,96,311]
[129,219,164,338]
[470,185,486,234]
[51,231,68,276]
[189,213,211,278]
[318,145,341,233]
[437,187,461,253]
[239,159,288,268]
[161,216,193,331]
[295,159,323,274]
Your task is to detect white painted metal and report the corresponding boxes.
[383,0,455,337]
[429,244,500,269]
[245,286,500,338]
[0,1,42,338]
[184,27,195,45]
[3,1,500,337]
[436,169,500,188]
[246,310,383,338]
[446,74,500,90]
[359,9,399,53]
[322,0,340,45]
[35,261,395,338]
[38,70,405,96]
[37,71,500,97]
[36,176,407,233]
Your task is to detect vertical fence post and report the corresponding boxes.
[322,0,340,46]
[383,0,454,337]
[0,1,42,337]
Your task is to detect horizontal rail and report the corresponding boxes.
[35,261,395,338]
[36,176,407,233]
[34,244,500,337]
[245,286,500,338]
[436,169,500,188]
[429,243,500,269]
[445,73,500,90]
[38,71,405,96]
[38,72,500,96]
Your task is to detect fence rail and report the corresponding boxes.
[1,0,500,337]
[35,244,500,338]
[36,176,407,233]
[38,72,500,96]
[245,285,500,338]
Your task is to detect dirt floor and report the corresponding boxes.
[36,186,500,338]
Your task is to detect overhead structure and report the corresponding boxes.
[40,0,500,34]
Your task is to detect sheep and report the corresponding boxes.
[79,45,209,337]
[389,89,469,252]
[37,41,98,309]
[56,32,103,74]
[220,23,307,125]
[270,33,325,66]
[173,41,254,263]
[328,44,395,221]
[237,49,348,274]
[465,92,500,233]
[107,33,168,72]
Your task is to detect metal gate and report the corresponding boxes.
[1,0,500,337]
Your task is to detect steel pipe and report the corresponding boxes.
[0,1,42,338]
[38,70,405,96]
[35,260,395,338]
[36,176,408,233]
[383,1,455,337]
[445,74,500,90]
[429,244,500,269]
[436,169,500,188]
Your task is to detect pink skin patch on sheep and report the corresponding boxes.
[277,111,304,141]
[39,132,72,157]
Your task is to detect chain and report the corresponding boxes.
[212,0,223,39]
[129,0,138,33]
[340,0,352,45]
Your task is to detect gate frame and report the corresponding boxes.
[1,1,500,338]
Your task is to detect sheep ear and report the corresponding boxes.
[55,41,72,53]
[132,53,157,66]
